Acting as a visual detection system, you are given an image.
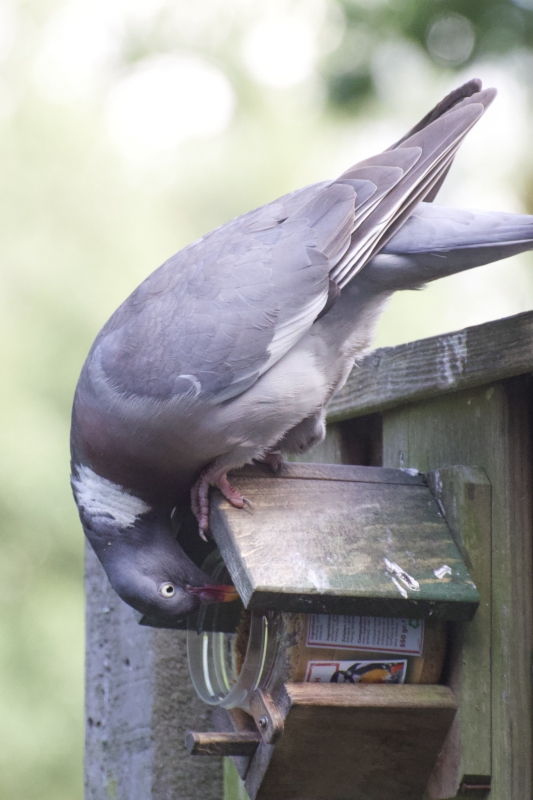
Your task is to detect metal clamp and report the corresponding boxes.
[249,689,284,744]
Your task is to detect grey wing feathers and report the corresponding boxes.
[384,203,533,253]
[329,87,496,289]
[91,185,354,402]
[387,78,483,150]
[387,78,482,203]
[91,81,496,405]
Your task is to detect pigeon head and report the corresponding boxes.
[71,464,238,620]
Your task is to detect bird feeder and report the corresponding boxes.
[184,461,484,800]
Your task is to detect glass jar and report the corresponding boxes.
[187,553,447,712]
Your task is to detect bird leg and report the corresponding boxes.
[276,409,326,455]
[255,448,284,473]
[191,465,252,540]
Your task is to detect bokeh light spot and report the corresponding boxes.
[426,13,476,67]
[0,0,17,64]
[105,54,235,159]
[242,17,317,88]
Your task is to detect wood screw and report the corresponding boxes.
[258,716,268,730]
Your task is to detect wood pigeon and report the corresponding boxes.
[71,79,533,621]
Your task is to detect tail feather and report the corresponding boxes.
[362,203,533,289]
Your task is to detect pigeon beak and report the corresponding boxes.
[187,584,240,604]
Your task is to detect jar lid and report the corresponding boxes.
[187,551,279,710]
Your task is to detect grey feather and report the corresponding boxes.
[364,203,533,289]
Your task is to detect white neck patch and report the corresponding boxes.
[72,464,151,529]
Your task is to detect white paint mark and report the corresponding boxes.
[306,568,331,592]
[438,331,467,387]
[434,565,453,580]
[391,577,408,599]
[384,558,420,592]
[400,468,420,476]
[72,464,151,529]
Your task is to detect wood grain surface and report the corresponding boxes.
[85,545,222,800]
[245,684,456,800]
[211,464,479,620]
[382,377,533,800]
[425,467,492,799]
[186,732,261,757]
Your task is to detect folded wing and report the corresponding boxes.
[89,82,495,406]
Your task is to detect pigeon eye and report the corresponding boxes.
[160,582,175,598]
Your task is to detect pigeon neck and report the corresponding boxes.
[71,463,154,531]
[71,461,162,574]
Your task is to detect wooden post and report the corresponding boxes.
[381,378,533,799]
[85,545,222,800]
[425,467,492,798]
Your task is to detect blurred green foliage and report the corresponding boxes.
[324,0,533,110]
[3,1,533,799]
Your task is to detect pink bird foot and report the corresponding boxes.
[191,468,253,540]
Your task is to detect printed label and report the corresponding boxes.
[305,659,407,684]
[307,615,424,656]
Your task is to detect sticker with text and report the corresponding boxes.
[307,615,423,656]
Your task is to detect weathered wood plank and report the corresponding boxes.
[246,684,457,800]
[232,461,423,485]
[425,467,492,799]
[223,427,349,800]
[281,681,456,709]
[211,464,479,620]
[328,309,533,421]
[382,377,533,800]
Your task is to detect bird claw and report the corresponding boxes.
[198,524,209,542]
[191,467,253,539]
[241,496,254,512]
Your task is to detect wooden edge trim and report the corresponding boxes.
[281,683,457,710]
[228,462,424,485]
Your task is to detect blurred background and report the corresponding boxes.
[2,0,533,797]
